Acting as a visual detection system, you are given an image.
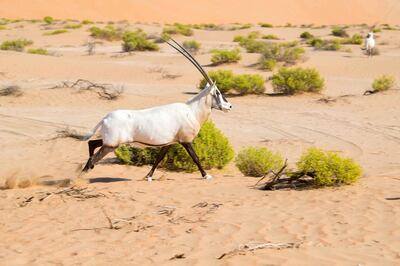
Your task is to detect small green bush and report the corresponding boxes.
[248,31,261,39]
[210,49,241,65]
[0,39,33,51]
[300,31,314,39]
[43,16,54,25]
[259,42,305,66]
[262,34,279,40]
[235,147,284,177]
[199,70,265,95]
[191,23,223,31]
[272,67,324,95]
[372,75,395,92]
[341,34,363,45]
[82,20,93,25]
[259,22,273,28]
[163,23,193,36]
[0,25,6,30]
[122,30,159,52]
[232,74,265,95]
[89,25,122,41]
[199,70,234,93]
[27,48,48,55]
[331,27,349,37]
[44,29,68,35]
[239,38,268,53]
[310,38,341,51]
[260,58,277,71]
[115,120,234,172]
[64,23,82,29]
[296,147,362,186]
[372,28,382,33]
[182,40,201,53]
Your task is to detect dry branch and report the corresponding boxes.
[0,85,23,97]
[49,79,123,100]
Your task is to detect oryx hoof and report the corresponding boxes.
[203,174,213,180]
[146,176,153,182]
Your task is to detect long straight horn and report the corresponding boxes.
[164,38,213,85]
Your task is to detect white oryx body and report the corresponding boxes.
[85,85,222,148]
[81,38,232,181]
[365,32,375,56]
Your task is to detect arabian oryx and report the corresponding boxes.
[365,32,376,56]
[80,39,232,181]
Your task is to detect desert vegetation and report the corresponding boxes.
[199,70,265,95]
[64,23,82,29]
[272,67,324,95]
[0,85,23,97]
[182,40,201,53]
[27,48,48,55]
[308,38,342,51]
[331,26,349,37]
[258,42,305,70]
[162,23,193,36]
[89,25,123,41]
[258,22,273,28]
[0,39,33,51]
[235,147,284,177]
[115,120,234,172]
[262,34,279,40]
[300,31,314,39]
[210,49,241,65]
[122,30,159,52]
[364,75,396,95]
[44,29,68,35]
[43,16,54,25]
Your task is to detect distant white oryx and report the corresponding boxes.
[365,32,376,56]
[81,39,232,181]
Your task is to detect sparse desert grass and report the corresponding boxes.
[341,34,363,45]
[27,48,48,55]
[235,147,284,177]
[372,27,382,33]
[259,22,273,28]
[0,25,6,30]
[371,75,395,92]
[43,16,54,25]
[199,70,265,95]
[182,40,201,53]
[191,23,224,31]
[300,31,314,39]
[44,29,68,35]
[0,39,33,51]
[259,42,305,69]
[272,67,324,95]
[331,26,349,37]
[228,23,252,30]
[0,85,23,96]
[64,23,82,29]
[210,49,241,65]
[239,38,267,53]
[122,30,159,52]
[115,120,234,172]
[309,38,342,51]
[262,34,279,40]
[163,23,193,36]
[89,25,123,41]
[82,19,93,25]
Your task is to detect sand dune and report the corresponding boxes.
[1,0,400,24]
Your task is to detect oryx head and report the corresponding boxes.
[367,32,374,39]
[164,38,232,112]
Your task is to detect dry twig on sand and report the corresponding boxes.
[218,241,301,260]
[169,253,186,260]
[49,79,124,100]
[0,85,23,97]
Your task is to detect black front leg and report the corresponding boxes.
[145,145,170,181]
[181,143,209,178]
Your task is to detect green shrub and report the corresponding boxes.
[115,120,234,172]
[272,67,324,95]
[331,27,349,37]
[199,70,234,93]
[232,74,265,95]
[210,49,241,65]
[260,58,277,71]
[262,34,279,40]
[191,23,223,31]
[0,25,6,30]
[27,48,48,55]
[182,40,201,53]
[239,38,268,53]
[0,39,33,51]
[82,20,93,25]
[248,31,261,39]
[163,23,193,36]
[310,38,341,51]
[259,22,273,28]
[341,34,363,45]
[64,23,82,29]
[89,25,122,41]
[372,28,382,33]
[259,42,305,66]
[43,16,54,25]
[122,30,159,52]
[372,75,395,92]
[44,29,68,35]
[300,31,314,39]
[199,70,265,95]
[296,147,362,186]
[235,147,284,177]
[229,23,252,30]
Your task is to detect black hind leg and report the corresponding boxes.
[82,145,115,173]
[88,139,103,157]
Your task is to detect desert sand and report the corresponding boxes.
[0,15,400,266]
[1,0,400,25]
